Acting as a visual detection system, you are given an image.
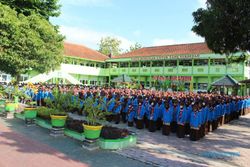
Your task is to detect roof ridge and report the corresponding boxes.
[64,41,108,58]
[142,42,206,49]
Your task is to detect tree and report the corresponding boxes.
[0,0,61,20]
[127,42,142,52]
[0,3,64,78]
[98,36,122,56]
[192,0,250,55]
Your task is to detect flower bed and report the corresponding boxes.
[36,118,52,129]
[98,134,137,150]
[15,112,25,120]
[98,126,136,149]
[64,129,84,141]
[14,113,137,150]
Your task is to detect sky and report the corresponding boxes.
[51,0,207,51]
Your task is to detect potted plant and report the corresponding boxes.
[0,86,6,114]
[23,101,37,120]
[37,106,53,120]
[45,87,68,128]
[66,96,83,115]
[83,97,110,140]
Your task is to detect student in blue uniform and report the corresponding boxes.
[162,100,173,135]
[184,99,192,135]
[225,99,231,124]
[201,101,208,137]
[148,100,160,132]
[190,101,200,141]
[143,97,150,128]
[121,96,129,123]
[212,101,220,130]
[36,87,42,106]
[106,94,115,122]
[207,100,214,133]
[113,97,122,124]
[127,104,135,127]
[176,99,187,138]
[155,98,163,130]
[135,101,146,129]
[171,99,179,133]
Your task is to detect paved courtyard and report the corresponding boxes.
[0,114,249,167]
[115,114,250,167]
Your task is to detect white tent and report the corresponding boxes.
[23,71,82,85]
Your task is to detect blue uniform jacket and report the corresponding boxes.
[127,107,135,122]
[147,105,159,121]
[172,105,180,122]
[107,98,115,112]
[113,104,122,114]
[177,105,187,125]
[162,105,173,124]
[190,110,199,129]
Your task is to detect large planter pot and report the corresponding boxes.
[0,99,6,113]
[83,124,103,140]
[24,108,37,119]
[50,115,67,128]
[0,99,6,105]
[14,96,19,103]
[5,103,17,112]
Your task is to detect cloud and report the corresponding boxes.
[133,30,141,37]
[152,31,204,46]
[197,0,207,8]
[59,26,133,50]
[60,0,114,7]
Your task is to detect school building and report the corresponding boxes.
[5,42,250,94]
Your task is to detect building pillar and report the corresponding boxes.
[138,61,141,84]
[108,62,111,86]
[195,77,198,90]
[208,76,212,91]
[149,61,152,87]
[176,59,179,91]
[190,76,194,92]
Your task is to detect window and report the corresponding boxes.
[165,60,177,67]
[120,62,129,67]
[96,63,100,68]
[194,59,208,66]
[90,63,95,67]
[152,61,163,67]
[141,61,151,67]
[111,62,118,68]
[179,60,192,66]
[101,63,106,68]
[106,63,111,68]
[131,62,139,67]
[198,83,208,90]
[213,59,226,65]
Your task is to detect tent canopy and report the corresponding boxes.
[112,74,132,83]
[24,71,82,85]
[239,79,250,84]
[211,75,239,87]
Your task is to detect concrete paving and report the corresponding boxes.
[0,118,150,167]
[0,114,249,167]
[114,114,250,167]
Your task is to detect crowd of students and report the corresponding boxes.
[23,84,250,141]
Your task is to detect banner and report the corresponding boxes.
[152,76,192,82]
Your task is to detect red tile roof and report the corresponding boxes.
[114,42,212,59]
[64,42,108,61]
